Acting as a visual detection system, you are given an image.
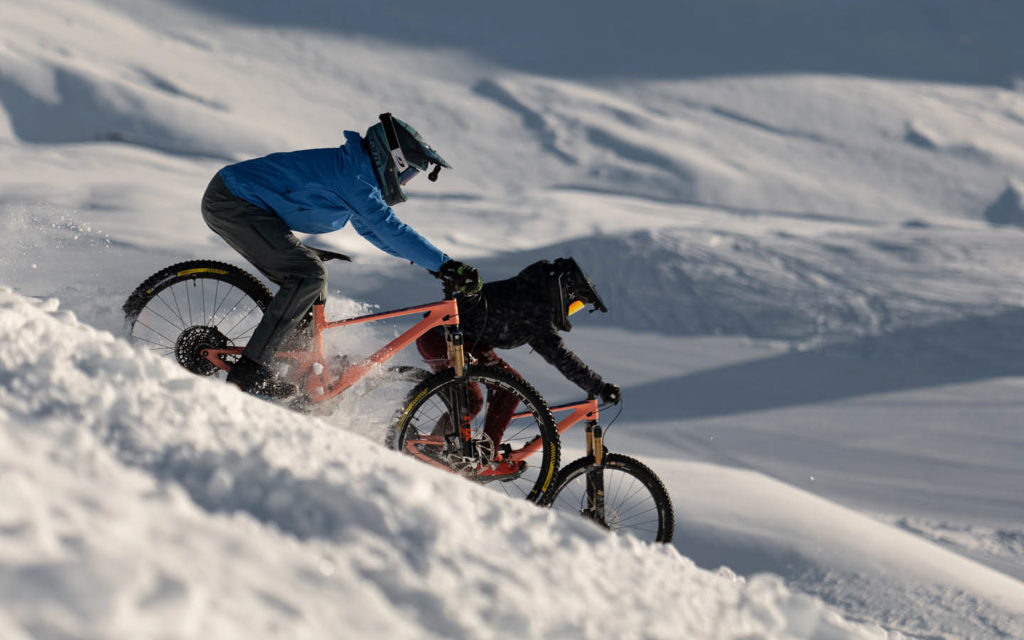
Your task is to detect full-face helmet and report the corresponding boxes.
[518,258,607,331]
[365,113,451,206]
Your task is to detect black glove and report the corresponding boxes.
[438,260,483,294]
[599,382,621,405]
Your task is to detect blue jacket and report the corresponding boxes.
[218,131,449,271]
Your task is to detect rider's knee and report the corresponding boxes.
[293,255,328,284]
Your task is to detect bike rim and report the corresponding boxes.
[129,278,264,360]
[550,464,665,543]
[399,376,552,501]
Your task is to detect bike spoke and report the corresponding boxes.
[231,321,261,343]
[167,280,191,327]
[131,333,177,354]
[502,420,538,445]
[396,370,555,504]
[226,311,262,342]
[213,288,252,329]
[152,291,188,331]
[166,282,191,328]
[550,463,665,542]
[206,278,222,323]
[134,316,181,347]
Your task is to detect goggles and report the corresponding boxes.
[399,166,420,185]
[567,299,586,316]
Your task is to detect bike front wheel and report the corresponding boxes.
[543,453,674,544]
[389,366,560,504]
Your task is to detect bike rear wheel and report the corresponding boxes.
[123,261,271,375]
[543,453,674,543]
[389,366,560,504]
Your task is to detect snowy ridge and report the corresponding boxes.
[6,0,1024,237]
[350,225,1024,345]
[0,289,882,638]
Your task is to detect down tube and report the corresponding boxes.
[316,301,458,402]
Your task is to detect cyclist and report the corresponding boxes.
[202,113,481,398]
[416,258,621,464]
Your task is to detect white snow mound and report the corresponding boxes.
[0,288,883,638]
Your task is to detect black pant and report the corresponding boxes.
[201,173,326,364]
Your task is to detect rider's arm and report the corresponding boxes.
[528,331,604,395]
[347,215,408,260]
[348,176,449,271]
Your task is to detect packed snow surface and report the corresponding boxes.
[3,0,1024,637]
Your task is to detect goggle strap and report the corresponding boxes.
[379,113,410,172]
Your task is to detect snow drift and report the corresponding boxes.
[0,289,882,638]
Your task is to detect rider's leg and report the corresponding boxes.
[416,328,484,435]
[416,327,453,373]
[201,174,327,365]
[416,331,522,446]
[473,348,523,448]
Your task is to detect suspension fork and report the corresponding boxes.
[445,328,475,457]
[584,416,606,524]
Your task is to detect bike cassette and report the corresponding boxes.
[175,325,228,376]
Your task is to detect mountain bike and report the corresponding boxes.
[539,398,674,544]
[122,252,561,503]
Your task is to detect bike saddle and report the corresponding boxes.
[303,245,352,263]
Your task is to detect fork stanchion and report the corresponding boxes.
[448,329,466,378]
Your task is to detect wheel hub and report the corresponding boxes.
[175,325,228,376]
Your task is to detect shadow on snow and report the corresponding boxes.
[626,309,1024,421]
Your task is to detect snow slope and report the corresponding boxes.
[0,290,883,639]
[3,0,1024,637]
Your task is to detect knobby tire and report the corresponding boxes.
[390,366,560,504]
[543,453,674,543]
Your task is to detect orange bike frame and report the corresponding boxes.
[201,298,460,404]
[508,398,599,463]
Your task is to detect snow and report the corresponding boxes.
[0,289,879,639]
[2,0,1024,637]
